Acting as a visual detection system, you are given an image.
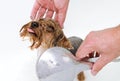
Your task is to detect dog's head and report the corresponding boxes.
[20,19,73,49]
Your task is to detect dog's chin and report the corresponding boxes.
[29,32,37,37]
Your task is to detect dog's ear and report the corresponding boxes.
[59,35,73,50]
[53,31,73,50]
[46,25,55,32]
[20,23,29,38]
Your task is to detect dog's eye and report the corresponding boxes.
[31,22,39,28]
[46,26,54,32]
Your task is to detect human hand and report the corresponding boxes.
[30,0,69,28]
[76,25,120,75]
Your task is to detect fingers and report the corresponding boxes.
[35,7,46,20]
[54,6,68,28]
[76,48,93,60]
[76,41,98,60]
[54,12,64,28]
[30,0,54,20]
[54,2,69,28]
[91,54,114,75]
[30,0,68,28]
[31,0,41,20]
[45,10,54,18]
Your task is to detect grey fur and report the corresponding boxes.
[68,36,83,56]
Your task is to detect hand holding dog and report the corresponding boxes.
[30,0,69,28]
[76,25,120,75]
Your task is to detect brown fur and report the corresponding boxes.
[20,19,73,49]
[20,18,85,81]
[77,72,85,81]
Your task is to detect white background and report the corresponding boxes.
[0,0,120,81]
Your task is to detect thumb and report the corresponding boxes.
[91,54,113,76]
[54,11,65,28]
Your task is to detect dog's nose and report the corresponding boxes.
[31,21,39,28]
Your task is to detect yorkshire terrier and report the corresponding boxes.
[20,18,85,81]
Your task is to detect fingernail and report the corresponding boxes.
[91,70,97,76]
